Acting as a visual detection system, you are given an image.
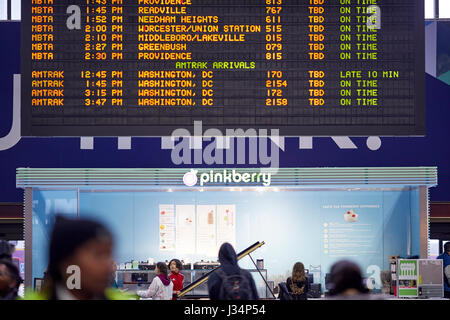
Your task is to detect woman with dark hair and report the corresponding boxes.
[137,262,173,300]
[327,260,374,300]
[169,259,184,300]
[25,215,130,300]
[286,262,309,300]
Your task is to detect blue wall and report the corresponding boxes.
[31,190,78,281]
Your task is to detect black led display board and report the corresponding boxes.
[21,0,425,136]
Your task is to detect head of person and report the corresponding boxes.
[156,262,169,279]
[0,241,14,261]
[169,259,182,274]
[218,242,239,274]
[328,260,368,297]
[444,242,450,254]
[46,215,114,299]
[292,262,306,282]
[0,259,21,298]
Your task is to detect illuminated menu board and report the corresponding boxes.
[21,0,425,136]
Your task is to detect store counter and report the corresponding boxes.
[117,269,270,298]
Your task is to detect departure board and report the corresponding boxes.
[21,0,425,137]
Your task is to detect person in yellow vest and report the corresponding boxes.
[25,215,136,300]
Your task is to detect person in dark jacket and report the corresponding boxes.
[0,259,22,300]
[286,262,309,300]
[208,243,259,300]
[0,240,14,261]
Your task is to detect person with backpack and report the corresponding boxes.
[437,242,450,299]
[207,243,259,300]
